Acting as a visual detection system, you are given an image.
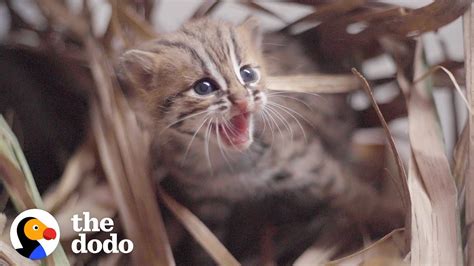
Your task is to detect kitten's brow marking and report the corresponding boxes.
[229,28,242,63]
[182,26,233,89]
[153,40,207,71]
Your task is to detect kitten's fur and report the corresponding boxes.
[118,18,398,263]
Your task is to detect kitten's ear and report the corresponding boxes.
[118,49,158,91]
[238,16,262,48]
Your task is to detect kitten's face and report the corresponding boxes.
[119,18,267,151]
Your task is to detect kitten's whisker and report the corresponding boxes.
[262,42,285,47]
[267,90,321,96]
[181,115,211,165]
[268,101,315,129]
[216,118,233,171]
[221,119,244,153]
[258,111,268,135]
[262,106,284,140]
[262,107,281,140]
[260,109,275,147]
[221,119,236,136]
[217,116,242,141]
[161,109,210,133]
[204,117,213,175]
[267,90,324,100]
[267,102,307,142]
[156,105,169,112]
[267,95,313,111]
[221,118,240,136]
[266,105,293,141]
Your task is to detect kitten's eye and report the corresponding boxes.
[240,65,259,84]
[193,79,219,95]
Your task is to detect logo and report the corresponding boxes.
[71,212,134,254]
[10,209,60,260]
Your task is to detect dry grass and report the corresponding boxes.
[0,0,472,265]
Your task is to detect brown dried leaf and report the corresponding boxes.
[414,65,472,114]
[109,0,131,49]
[0,240,38,266]
[403,40,461,265]
[294,246,338,266]
[117,4,157,41]
[86,38,174,265]
[43,138,96,213]
[158,188,240,266]
[352,68,410,214]
[453,125,469,190]
[327,229,406,266]
[0,154,36,211]
[36,0,89,39]
[0,213,5,235]
[357,94,407,128]
[463,3,474,264]
[293,225,346,266]
[281,0,366,32]
[266,73,359,94]
[377,0,469,37]
[344,0,470,45]
[191,0,221,19]
[241,1,287,23]
[54,182,116,240]
[97,253,123,266]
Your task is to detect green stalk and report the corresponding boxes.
[0,115,70,266]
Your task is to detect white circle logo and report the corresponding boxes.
[10,209,60,260]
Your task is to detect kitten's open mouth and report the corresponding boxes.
[213,112,252,150]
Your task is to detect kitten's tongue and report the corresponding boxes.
[219,113,250,147]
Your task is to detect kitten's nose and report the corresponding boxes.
[234,100,248,113]
[229,95,249,113]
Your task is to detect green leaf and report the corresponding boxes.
[0,115,70,266]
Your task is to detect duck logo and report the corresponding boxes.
[10,209,60,260]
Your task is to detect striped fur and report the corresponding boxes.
[118,18,402,264]
[119,18,265,125]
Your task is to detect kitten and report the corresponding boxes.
[118,18,398,263]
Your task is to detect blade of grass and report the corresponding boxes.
[414,65,472,114]
[0,116,69,266]
[352,68,410,215]
[158,188,240,266]
[191,0,221,19]
[117,4,156,40]
[356,94,407,128]
[463,3,474,264]
[280,0,366,32]
[453,125,469,191]
[37,0,88,39]
[109,0,131,49]
[86,38,174,266]
[293,225,346,265]
[54,182,116,240]
[326,228,406,265]
[0,117,43,210]
[43,138,96,213]
[240,1,287,23]
[0,240,37,266]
